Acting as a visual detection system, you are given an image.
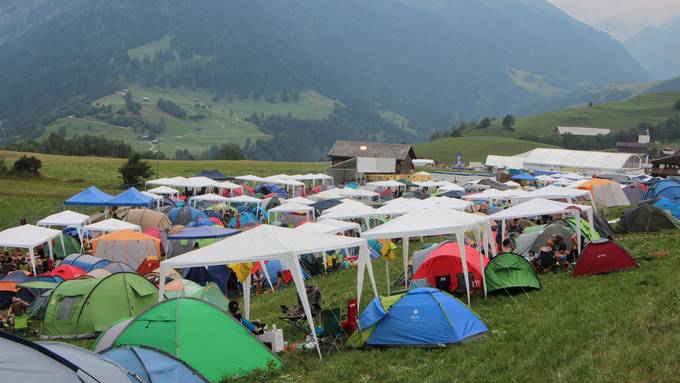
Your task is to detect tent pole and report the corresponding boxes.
[259,260,275,293]
[575,212,582,257]
[474,229,486,298]
[289,254,322,360]
[158,265,167,301]
[402,237,409,289]
[29,248,37,276]
[243,274,252,320]
[501,219,507,242]
[59,234,66,259]
[456,233,472,306]
[385,256,390,296]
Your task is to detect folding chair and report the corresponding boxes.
[316,308,343,353]
[454,272,475,296]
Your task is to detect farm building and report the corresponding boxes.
[325,141,416,184]
[647,153,680,178]
[485,148,643,175]
[556,126,611,136]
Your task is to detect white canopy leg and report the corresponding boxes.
[501,219,507,241]
[158,266,167,301]
[289,254,322,360]
[456,233,472,306]
[587,209,595,233]
[356,243,379,309]
[28,248,37,276]
[259,261,275,293]
[402,237,410,289]
[59,234,66,259]
[474,228,487,298]
[243,274,252,320]
[575,213,582,257]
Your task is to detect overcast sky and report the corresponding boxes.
[549,0,680,40]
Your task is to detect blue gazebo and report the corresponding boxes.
[107,187,153,207]
[64,186,113,206]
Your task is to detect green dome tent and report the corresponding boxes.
[41,272,158,339]
[484,253,541,294]
[95,298,281,382]
[164,280,229,312]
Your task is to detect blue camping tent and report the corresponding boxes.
[61,254,111,272]
[102,345,208,383]
[182,265,239,296]
[167,227,239,240]
[186,219,216,228]
[167,206,207,226]
[357,288,488,347]
[227,212,258,228]
[64,186,113,206]
[108,187,153,207]
[511,172,537,181]
[644,179,680,204]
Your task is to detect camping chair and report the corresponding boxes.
[537,250,556,273]
[279,285,322,334]
[454,272,475,296]
[315,308,343,353]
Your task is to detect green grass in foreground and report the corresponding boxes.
[0,150,324,229]
[52,232,680,382]
[413,136,560,163]
[465,91,680,139]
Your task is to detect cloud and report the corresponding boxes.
[549,0,680,40]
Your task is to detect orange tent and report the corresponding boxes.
[91,230,160,270]
[577,178,616,191]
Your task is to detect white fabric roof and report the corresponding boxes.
[337,188,379,198]
[503,180,521,188]
[512,185,590,202]
[519,148,639,171]
[362,208,487,240]
[145,178,170,186]
[311,188,345,200]
[268,202,314,213]
[0,224,63,248]
[373,203,419,216]
[83,219,141,233]
[319,202,378,220]
[235,175,267,183]
[162,224,367,267]
[147,186,180,195]
[296,219,361,235]
[463,188,528,201]
[487,198,592,221]
[141,191,163,200]
[281,197,316,205]
[37,210,90,227]
[426,196,473,210]
[190,193,229,203]
[366,180,405,188]
[218,181,242,190]
[536,175,555,182]
[226,195,262,204]
[485,155,525,169]
[263,176,305,187]
[413,181,438,188]
[437,183,465,192]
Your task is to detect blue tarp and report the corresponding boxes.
[167,227,240,240]
[64,186,113,206]
[103,346,208,383]
[108,187,153,207]
[61,254,110,272]
[511,172,537,181]
[360,288,488,346]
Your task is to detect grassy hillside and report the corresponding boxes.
[414,136,560,163]
[466,91,680,139]
[0,150,325,229]
[41,85,339,156]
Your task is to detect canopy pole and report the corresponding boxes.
[243,273,252,320]
[356,243,378,310]
[259,260,275,293]
[501,219,507,242]
[402,237,409,289]
[456,233,472,306]
[158,265,167,301]
[59,234,66,259]
[385,257,391,296]
[575,212,582,257]
[289,254,322,361]
[474,228,487,298]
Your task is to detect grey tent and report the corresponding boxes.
[0,331,140,383]
[615,204,680,233]
[514,221,574,257]
[40,341,143,382]
[593,183,630,208]
[623,183,647,205]
[102,262,137,273]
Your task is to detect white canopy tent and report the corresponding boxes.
[319,202,378,223]
[336,188,379,200]
[511,185,591,204]
[0,225,64,274]
[189,193,229,207]
[438,183,465,192]
[159,225,378,360]
[487,198,594,256]
[463,188,528,201]
[141,191,163,210]
[37,210,90,253]
[217,181,242,196]
[311,188,346,201]
[362,209,495,305]
[373,203,419,217]
[268,202,314,223]
[295,219,361,235]
[503,180,521,188]
[226,195,263,210]
[282,196,316,205]
[365,180,406,189]
[235,175,268,184]
[147,186,180,197]
[145,178,172,187]
[83,219,141,235]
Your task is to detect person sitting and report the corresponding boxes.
[502,239,514,253]
[7,296,29,332]
[228,300,265,335]
[553,235,569,265]
[536,240,556,272]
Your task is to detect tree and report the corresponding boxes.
[118,153,153,187]
[674,99,680,110]
[502,114,515,130]
[12,155,42,175]
[477,117,491,129]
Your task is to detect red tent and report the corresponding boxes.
[42,264,86,280]
[413,243,488,293]
[573,239,638,277]
[137,258,160,275]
